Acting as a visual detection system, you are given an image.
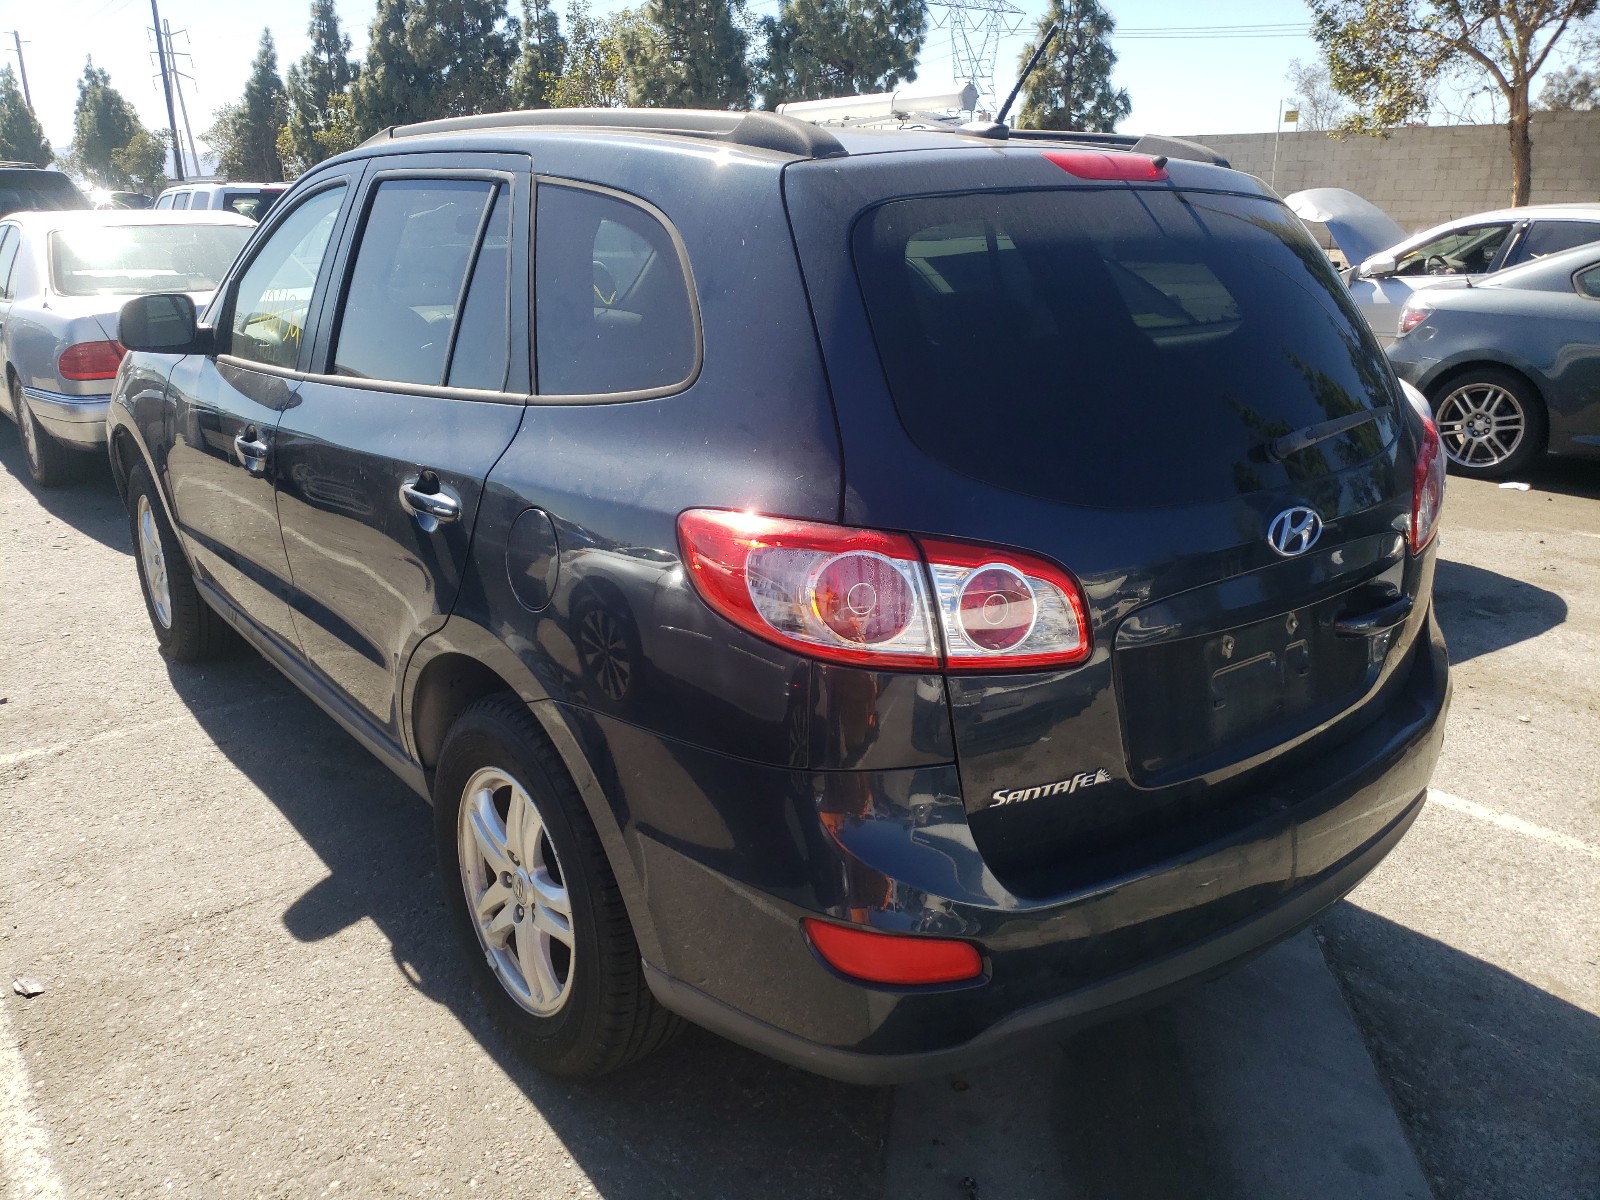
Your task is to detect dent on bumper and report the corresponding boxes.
[24,387,110,446]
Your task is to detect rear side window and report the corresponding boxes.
[535,183,696,397]
[1578,265,1600,299]
[221,189,283,221]
[447,188,512,391]
[1506,220,1600,266]
[230,184,346,370]
[332,178,497,386]
[853,188,1399,508]
[0,227,19,299]
[171,193,191,211]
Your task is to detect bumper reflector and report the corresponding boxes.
[803,918,983,986]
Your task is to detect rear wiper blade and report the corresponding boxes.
[1265,410,1381,462]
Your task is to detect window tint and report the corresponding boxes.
[1578,266,1600,299]
[230,184,346,370]
[446,189,512,391]
[853,189,1399,508]
[332,178,495,385]
[535,184,695,396]
[1394,224,1511,276]
[0,227,19,300]
[1506,220,1600,266]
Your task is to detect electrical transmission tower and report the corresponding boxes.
[926,0,1028,114]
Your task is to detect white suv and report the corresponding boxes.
[152,181,287,222]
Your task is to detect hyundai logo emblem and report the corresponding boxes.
[1267,506,1323,557]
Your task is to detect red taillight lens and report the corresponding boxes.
[1410,414,1445,553]
[1043,149,1168,181]
[803,918,983,986]
[58,340,126,381]
[677,511,1093,673]
[1397,305,1430,337]
[676,510,940,670]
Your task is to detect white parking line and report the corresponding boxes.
[0,999,64,1200]
[1429,789,1600,861]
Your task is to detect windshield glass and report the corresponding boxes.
[852,188,1400,508]
[0,173,88,217]
[50,223,251,296]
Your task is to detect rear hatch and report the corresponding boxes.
[785,146,1430,894]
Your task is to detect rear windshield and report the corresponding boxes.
[50,224,252,296]
[852,188,1400,507]
[0,172,89,217]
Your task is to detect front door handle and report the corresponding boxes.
[399,472,461,530]
[1332,595,1413,637]
[233,427,269,475]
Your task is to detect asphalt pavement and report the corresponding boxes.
[1,424,1595,1200]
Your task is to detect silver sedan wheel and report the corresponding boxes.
[136,494,173,629]
[15,389,39,473]
[457,766,575,1017]
[1435,382,1526,469]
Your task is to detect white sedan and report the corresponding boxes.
[0,209,253,485]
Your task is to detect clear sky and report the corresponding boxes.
[0,0,1581,162]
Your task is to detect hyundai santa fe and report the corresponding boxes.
[107,109,1450,1082]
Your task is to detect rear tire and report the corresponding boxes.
[126,464,233,661]
[13,376,79,487]
[1429,368,1547,480]
[434,693,680,1078]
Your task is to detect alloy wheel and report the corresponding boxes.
[136,494,173,629]
[15,386,39,475]
[1434,382,1526,470]
[456,766,575,1017]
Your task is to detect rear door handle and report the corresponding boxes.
[233,427,269,475]
[399,472,461,529]
[1332,595,1413,637]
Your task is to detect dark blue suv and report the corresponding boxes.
[108,109,1450,1082]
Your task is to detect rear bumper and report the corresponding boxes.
[605,610,1449,1084]
[24,386,110,447]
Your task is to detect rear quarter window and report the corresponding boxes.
[853,187,1400,508]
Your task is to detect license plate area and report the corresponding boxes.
[1118,594,1383,786]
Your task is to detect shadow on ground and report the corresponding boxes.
[1495,455,1600,502]
[1320,904,1600,1200]
[162,651,890,1200]
[0,420,128,555]
[1431,557,1567,665]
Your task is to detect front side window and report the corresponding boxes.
[170,193,191,211]
[332,178,497,386]
[0,227,19,300]
[49,224,251,297]
[229,184,347,370]
[535,183,696,396]
[1394,224,1511,276]
[1577,265,1600,299]
[1506,220,1600,267]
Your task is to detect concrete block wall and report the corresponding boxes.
[1187,110,1600,238]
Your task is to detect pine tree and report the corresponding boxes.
[353,0,517,135]
[284,0,357,174]
[1016,0,1129,133]
[755,0,926,109]
[620,0,749,108]
[70,62,140,186]
[224,30,289,180]
[510,0,566,108]
[0,67,50,166]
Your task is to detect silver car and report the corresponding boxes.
[0,209,253,485]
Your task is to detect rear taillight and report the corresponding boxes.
[1397,304,1430,337]
[676,509,1091,673]
[803,918,983,986]
[58,340,126,381]
[1410,413,1445,553]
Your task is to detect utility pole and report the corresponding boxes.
[149,0,184,180]
[7,32,31,110]
[164,22,201,179]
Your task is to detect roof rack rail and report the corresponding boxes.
[1005,129,1229,168]
[0,160,43,169]
[362,108,849,160]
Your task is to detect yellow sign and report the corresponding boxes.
[1284,108,1300,123]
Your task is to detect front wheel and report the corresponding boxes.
[434,694,680,1077]
[1430,369,1548,480]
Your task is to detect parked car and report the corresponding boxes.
[93,189,154,210]
[108,109,1450,1083]
[0,209,253,484]
[1334,199,1600,344]
[0,163,89,217]
[1387,242,1600,478]
[153,181,288,221]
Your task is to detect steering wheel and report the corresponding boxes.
[592,260,618,307]
[1424,254,1454,275]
